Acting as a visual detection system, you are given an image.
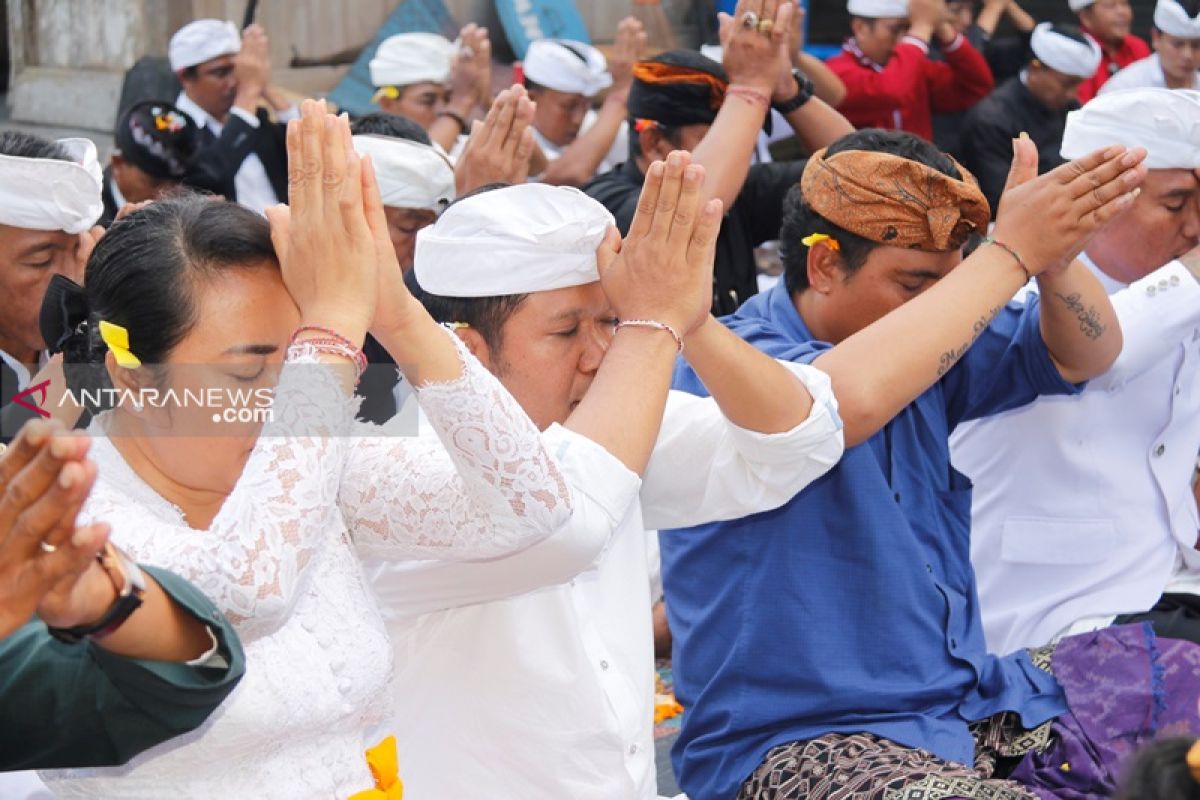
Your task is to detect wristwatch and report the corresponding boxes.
[773,68,816,115]
[48,542,146,644]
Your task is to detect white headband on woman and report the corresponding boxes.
[0,138,103,234]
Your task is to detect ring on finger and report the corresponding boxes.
[40,541,57,553]
[757,18,775,34]
[741,11,760,29]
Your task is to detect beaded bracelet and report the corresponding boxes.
[291,326,368,379]
[726,85,771,110]
[980,236,1032,282]
[615,319,685,353]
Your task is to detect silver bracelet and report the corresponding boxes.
[615,319,684,353]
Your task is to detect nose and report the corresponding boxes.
[1182,196,1200,245]
[578,323,610,374]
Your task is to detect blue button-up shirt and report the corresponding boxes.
[661,282,1078,800]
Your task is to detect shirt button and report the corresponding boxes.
[950,638,958,649]
[1155,444,1166,457]
[925,564,933,574]
[1147,286,1157,297]
[629,744,639,755]
[600,660,609,671]
[1170,274,1181,286]
[894,492,902,503]
[1158,279,1169,290]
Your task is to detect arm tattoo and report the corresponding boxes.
[936,306,1003,377]
[1053,291,1107,340]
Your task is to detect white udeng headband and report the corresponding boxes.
[1154,0,1200,39]
[0,138,103,234]
[351,134,455,212]
[1030,23,1103,78]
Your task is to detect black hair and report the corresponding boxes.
[180,66,198,80]
[0,131,72,161]
[523,77,548,92]
[780,128,961,294]
[350,112,432,144]
[407,182,528,353]
[56,193,277,409]
[1115,738,1200,800]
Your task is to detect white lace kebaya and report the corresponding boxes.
[40,331,578,798]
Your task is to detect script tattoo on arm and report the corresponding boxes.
[936,306,1004,377]
[1053,291,1107,340]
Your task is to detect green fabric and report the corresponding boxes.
[0,565,245,770]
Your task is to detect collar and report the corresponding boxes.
[759,280,817,342]
[109,174,127,210]
[175,91,217,131]
[1078,250,1129,293]
[843,37,885,71]
[1081,25,1134,58]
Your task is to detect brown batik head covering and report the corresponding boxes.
[800,147,991,252]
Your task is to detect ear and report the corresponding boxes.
[849,17,869,38]
[453,327,495,372]
[806,242,844,295]
[637,127,666,162]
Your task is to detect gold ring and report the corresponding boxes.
[757,18,775,34]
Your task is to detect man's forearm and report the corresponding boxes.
[1036,260,1123,383]
[691,95,771,210]
[796,53,846,107]
[682,316,814,433]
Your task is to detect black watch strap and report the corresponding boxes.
[773,69,816,115]
[47,543,146,644]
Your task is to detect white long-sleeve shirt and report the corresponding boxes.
[951,254,1200,654]
[369,362,844,799]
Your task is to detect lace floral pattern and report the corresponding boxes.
[41,328,576,797]
[343,331,572,560]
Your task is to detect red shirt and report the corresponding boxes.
[1076,29,1152,103]
[827,34,994,142]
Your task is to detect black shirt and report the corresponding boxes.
[583,158,804,317]
[933,27,1032,159]
[960,76,1074,214]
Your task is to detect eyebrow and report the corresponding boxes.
[223,344,279,356]
[548,309,584,323]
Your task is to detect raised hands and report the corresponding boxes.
[0,420,110,639]
[600,151,723,338]
[455,85,537,195]
[994,140,1147,276]
[609,17,648,95]
[234,24,271,112]
[720,0,796,99]
[267,100,377,346]
[452,23,493,113]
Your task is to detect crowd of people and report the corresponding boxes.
[0,0,1199,797]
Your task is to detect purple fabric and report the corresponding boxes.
[1010,623,1200,799]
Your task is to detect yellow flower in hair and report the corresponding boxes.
[801,233,841,252]
[98,320,141,368]
[371,86,401,104]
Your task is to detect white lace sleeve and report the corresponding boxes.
[340,329,573,561]
[83,344,358,641]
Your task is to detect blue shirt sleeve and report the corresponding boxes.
[942,293,1084,429]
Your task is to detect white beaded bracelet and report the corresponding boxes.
[615,319,684,353]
